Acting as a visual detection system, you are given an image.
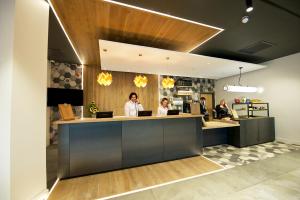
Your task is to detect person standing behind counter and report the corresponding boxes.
[157,98,170,116]
[124,92,144,116]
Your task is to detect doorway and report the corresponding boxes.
[200,93,215,120]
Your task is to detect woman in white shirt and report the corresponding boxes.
[157,98,170,116]
[124,92,144,116]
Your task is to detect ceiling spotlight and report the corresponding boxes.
[242,16,249,23]
[166,57,170,60]
[246,0,253,12]
[103,49,107,52]
[139,53,142,56]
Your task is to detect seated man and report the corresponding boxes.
[200,97,209,121]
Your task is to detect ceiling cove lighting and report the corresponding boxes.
[224,67,264,93]
[103,0,224,53]
[246,0,254,13]
[97,72,113,86]
[134,75,148,88]
[47,0,83,64]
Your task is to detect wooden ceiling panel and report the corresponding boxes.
[50,0,223,66]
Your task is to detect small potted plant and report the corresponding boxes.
[88,101,99,118]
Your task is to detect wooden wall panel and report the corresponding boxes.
[84,66,159,116]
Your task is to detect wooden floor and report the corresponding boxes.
[48,156,222,200]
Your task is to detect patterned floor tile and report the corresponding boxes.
[203,141,299,169]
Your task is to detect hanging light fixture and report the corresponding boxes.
[245,0,253,12]
[162,77,175,89]
[242,16,250,24]
[224,67,264,93]
[97,72,112,86]
[134,75,148,88]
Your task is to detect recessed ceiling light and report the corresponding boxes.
[246,7,253,12]
[207,62,211,65]
[242,16,250,23]
[103,49,107,52]
[166,57,170,60]
[246,0,254,13]
[139,53,142,56]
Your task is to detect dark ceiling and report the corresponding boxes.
[48,0,300,64]
[48,9,80,64]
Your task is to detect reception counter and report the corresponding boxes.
[203,117,275,147]
[56,115,275,179]
[56,115,203,179]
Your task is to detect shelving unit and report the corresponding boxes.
[171,79,194,113]
[232,103,269,118]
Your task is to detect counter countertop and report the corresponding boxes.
[236,116,273,121]
[203,120,240,130]
[54,114,203,125]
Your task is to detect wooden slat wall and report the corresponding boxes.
[50,0,222,66]
[84,66,159,116]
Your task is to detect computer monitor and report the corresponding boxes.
[138,111,152,117]
[96,111,113,118]
[167,110,180,115]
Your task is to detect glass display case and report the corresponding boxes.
[232,103,269,118]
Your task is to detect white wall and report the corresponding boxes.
[0,0,49,199]
[215,53,300,145]
[47,61,51,147]
[0,0,15,199]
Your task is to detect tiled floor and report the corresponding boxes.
[46,142,300,199]
[111,149,300,200]
[203,142,300,168]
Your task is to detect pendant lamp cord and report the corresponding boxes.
[238,67,243,86]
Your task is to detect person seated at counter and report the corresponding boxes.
[215,99,231,119]
[124,92,144,116]
[157,98,170,116]
[200,97,209,121]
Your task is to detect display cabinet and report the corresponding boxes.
[232,103,269,118]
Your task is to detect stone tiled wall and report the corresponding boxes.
[49,61,82,144]
[159,75,215,99]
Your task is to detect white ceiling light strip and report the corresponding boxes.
[47,0,83,64]
[224,85,264,93]
[223,67,264,93]
[187,29,223,52]
[103,0,224,52]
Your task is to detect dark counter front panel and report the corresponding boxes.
[258,117,275,143]
[228,117,275,147]
[58,122,123,178]
[122,120,164,168]
[163,118,202,160]
[203,128,228,147]
[69,122,122,177]
[57,116,203,179]
[58,124,70,178]
[242,119,259,146]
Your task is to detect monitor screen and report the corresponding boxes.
[47,88,83,106]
